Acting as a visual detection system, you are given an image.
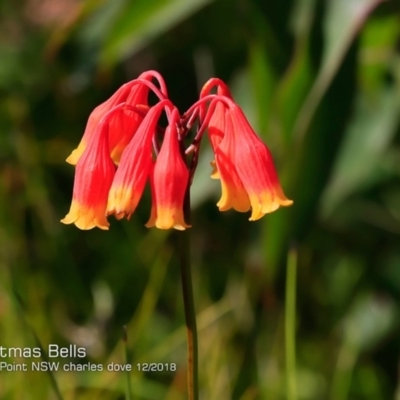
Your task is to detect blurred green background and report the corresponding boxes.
[1,0,400,399]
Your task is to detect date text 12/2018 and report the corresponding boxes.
[136,363,176,372]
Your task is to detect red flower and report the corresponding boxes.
[66,73,153,166]
[202,88,292,220]
[61,119,115,230]
[106,102,167,220]
[212,111,252,212]
[62,72,292,231]
[146,109,190,230]
[225,104,293,220]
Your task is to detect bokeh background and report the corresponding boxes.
[1,0,400,399]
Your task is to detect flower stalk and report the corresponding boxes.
[60,71,293,398]
[285,245,298,400]
[178,190,199,400]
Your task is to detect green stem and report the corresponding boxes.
[10,287,64,400]
[179,191,198,400]
[330,338,358,400]
[285,246,298,400]
[123,326,133,400]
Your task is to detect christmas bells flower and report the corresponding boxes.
[198,78,293,220]
[106,101,169,220]
[146,108,190,230]
[61,109,117,230]
[224,104,293,220]
[61,71,292,231]
[65,71,166,166]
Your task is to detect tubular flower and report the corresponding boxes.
[62,71,292,231]
[212,111,251,212]
[61,120,115,230]
[146,109,191,230]
[200,79,233,178]
[66,73,152,166]
[106,102,168,220]
[108,102,149,165]
[226,105,293,220]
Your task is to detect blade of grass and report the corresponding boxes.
[285,245,298,400]
[293,0,385,144]
[123,326,133,400]
[10,289,64,400]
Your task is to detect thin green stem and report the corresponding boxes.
[330,335,358,400]
[10,288,64,400]
[178,192,198,400]
[285,246,298,400]
[123,326,133,400]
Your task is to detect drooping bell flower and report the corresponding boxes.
[66,72,157,166]
[108,102,149,165]
[226,104,293,220]
[106,101,169,220]
[146,108,191,230]
[61,71,292,231]
[212,111,251,213]
[61,118,115,230]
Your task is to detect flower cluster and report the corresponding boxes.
[61,71,292,231]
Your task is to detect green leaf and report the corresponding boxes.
[293,0,385,143]
[320,86,400,217]
[100,0,213,67]
[271,0,317,149]
[358,15,400,94]
[248,40,276,137]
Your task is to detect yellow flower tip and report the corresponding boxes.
[61,202,110,230]
[154,217,191,230]
[248,204,280,221]
[106,186,140,220]
[217,197,251,213]
[280,198,294,207]
[272,184,293,207]
[216,176,251,213]
[155,219,170,229]
[65,144,86,166]
[75,218,109,230]
[105,208,127,220]
[216,185,230,211]
[116,212,129,220]
[61,215,109,230]
[247,195,293,221]
[173,223,190,231]
[247,191,291,221]
[155,222,190,230]
[145,207,190,230]
[60,216,73,225]
[65,152,78,166]
[261,202,281,214]
[110,146,124,166]
[210,161,220,179]
[216,201,231,212]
